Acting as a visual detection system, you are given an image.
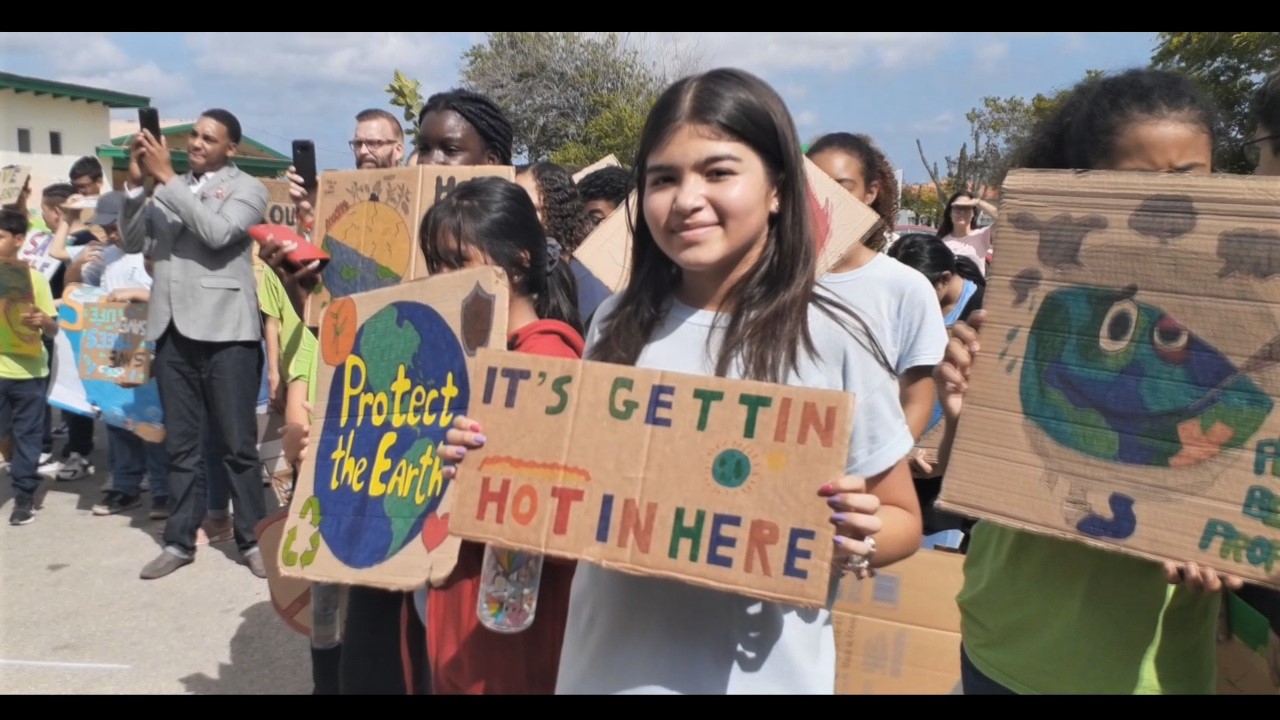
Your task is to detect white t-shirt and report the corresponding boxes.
[822,252,948,376]
[942,225,993,275]
[554,291,914,695]
[98,251,151,294]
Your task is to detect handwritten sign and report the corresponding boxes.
[279,267,509,590]
[304,165,515,327]
[449,348,855,607]
[0,259,40,357]
[571,155,880,299]
[937,169,1280,590]
[48,284,164,441]
[79,301,151,385]
[0,165,30,206]
[572,154,621,183]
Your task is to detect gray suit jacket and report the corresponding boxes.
[120,164,268,343]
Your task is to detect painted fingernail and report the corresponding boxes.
[829,513,846,525]
[470,422,482,432]
[818,483,834,496]
[826,496,842,509]
[474,434,487,445]
[456,447,466,458]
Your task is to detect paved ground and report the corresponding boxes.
[0,412,311,694]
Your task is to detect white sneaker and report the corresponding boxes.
[55,452,94,481]
[38,454,62,478]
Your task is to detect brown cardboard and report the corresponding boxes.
[572,154,621,183]
[448,347,853,607]
[304,165,515,327]
[256,509,350,637]
[260,177,299,229]
[832,548,964,694]
[78,301,150,385]
[0,258,40,357]
[937,169,1280,590]
[0,165,30,206]
[569,156,880,297]
[278,266,509,590]
[1217,591,1280,694]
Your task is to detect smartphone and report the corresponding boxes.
[138,107,162,142]
[292,140,318,192]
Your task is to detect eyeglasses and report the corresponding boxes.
[1243,134,1278,166]
[349,139,399,151]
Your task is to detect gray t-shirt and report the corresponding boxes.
[555,291,913,694]
[822,252,948,375]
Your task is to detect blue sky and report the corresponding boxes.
[0,32,1159,185]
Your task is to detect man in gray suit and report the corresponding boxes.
[120,108,270,580]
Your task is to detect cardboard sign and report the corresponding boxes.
[1218,591,1280,694]
[50,284,164,442]
[260,177,299,230]
[937,169,1280,589]
[304,165,515,327]
[448,348,854,607]
[570,156,880,298]
[572,154,621,183]
[279,267,510,590]
[833,548,964,694]
[0,258,41,357]
[256,509,350,637]
[0,165,30,206]
[78,301,151,385]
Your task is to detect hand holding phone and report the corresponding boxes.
[138,107,162,143]
[292,140,318,192]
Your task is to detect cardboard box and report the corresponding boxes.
[278,267,509,590]
[304,165,514,327]
[449,347,854,608]
[1218,591,1280,695]
[833,548,964,694]
[570,156,881,298]
[0,165,30,206]
[937,169,1280,590]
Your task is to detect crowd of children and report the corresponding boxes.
[5,60,1280,695]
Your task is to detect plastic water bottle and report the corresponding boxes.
[311,582,343,649]
[476,545,543,633]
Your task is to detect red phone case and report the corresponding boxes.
[248,224,330,269]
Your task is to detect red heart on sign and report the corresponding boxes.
[421,513,451,552]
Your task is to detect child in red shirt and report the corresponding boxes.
[409,175,584,694]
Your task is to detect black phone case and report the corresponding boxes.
[293,140,317,191]
[138,108,162,141]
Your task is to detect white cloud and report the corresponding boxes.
[0,32,190,108]
[974,42,1010,73]
[794,109,819,128]
[185,32,461,90]
[909,111,957,135]
[668,32,947,74]
[1061,32,1087,52]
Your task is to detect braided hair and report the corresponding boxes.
[419,89,514,165]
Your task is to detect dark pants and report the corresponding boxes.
[61,412,95,457]
[154,329,265,556]
[339,588,428,694]
[1,377,47,498]
[960,645,1016,694]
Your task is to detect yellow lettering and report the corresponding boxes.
[341,355,367,428]
[389,456,411,498]
[369,432,396,496]
[422,389,439,426]
[371,392,389,427]
[408,386,427,426]
[439,372,459,428]
[390,366,412,428]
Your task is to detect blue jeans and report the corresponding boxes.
[106,424,170,502]
[1,377,48,498]
[960,645,1017,694]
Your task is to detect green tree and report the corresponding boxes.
[550,91,654,169]
[914,71,1099,204]
[1152,32,1280,174]
[460,32,701,163]
[385,69,425,145]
